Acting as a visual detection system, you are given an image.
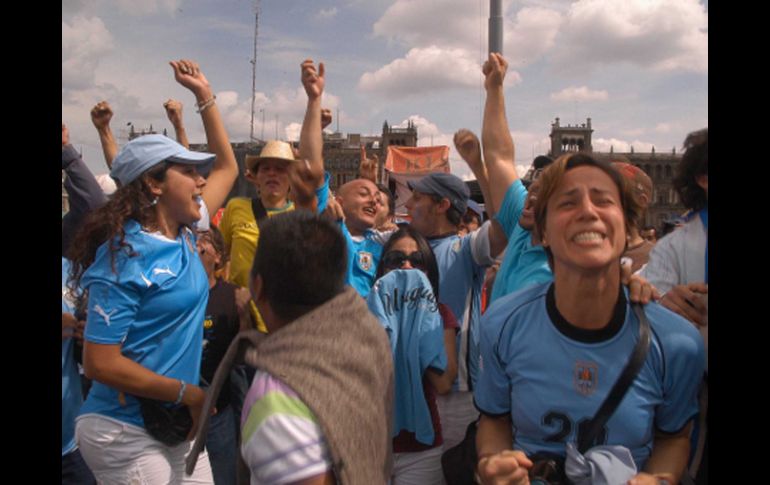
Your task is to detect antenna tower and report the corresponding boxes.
[249,1,261,142]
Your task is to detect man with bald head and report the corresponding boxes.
[333,177,388,297]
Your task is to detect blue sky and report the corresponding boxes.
[63,0,708,180]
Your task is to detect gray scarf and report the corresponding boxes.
[186,287,394,484]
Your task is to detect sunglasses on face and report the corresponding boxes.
[383,250,426,270]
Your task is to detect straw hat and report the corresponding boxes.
[245,140,297,172]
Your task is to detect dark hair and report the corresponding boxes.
[377,183,395,217]
[67,162,172,296]
[674,128,707,211]
[250,211,347,322]
[200,224,228,270]
[533,153,643,270]
[375,225,440,299]
[462,211,481,225]
[429,194,462,226]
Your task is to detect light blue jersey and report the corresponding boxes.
[367,270,447,445]
[339,222,384,298]
[78,220,209,429]
[62,257,82,456]
[474,282,705,469]
[430,227,490,391]
[490,180,551,303]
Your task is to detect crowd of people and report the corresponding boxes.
[62,52,708,485]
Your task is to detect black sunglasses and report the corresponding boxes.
[383,250,426,270]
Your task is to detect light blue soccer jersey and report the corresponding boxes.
[62,257,82,456]
[430,231,488,391]
[367,270,447,445]
[490,180,551,303]
[339,222,384,298]
[78,220,209,428]
[474,282,705,469]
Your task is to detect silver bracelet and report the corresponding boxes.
[173,380,187,405]
[195,95,216,114]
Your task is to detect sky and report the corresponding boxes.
[63,0,708,180]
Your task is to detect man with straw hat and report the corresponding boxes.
[218,59,330,333]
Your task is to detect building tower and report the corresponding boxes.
[549,117,593,157]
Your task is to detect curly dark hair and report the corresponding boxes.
[674,128,708,211]
[66,162,171,298]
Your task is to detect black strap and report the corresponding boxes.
[577,302,651,454]
[251,198,268,223]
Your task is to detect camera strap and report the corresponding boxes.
[577,302,651,454]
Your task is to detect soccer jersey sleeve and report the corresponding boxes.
[315,172,331,214]
[84,280,142,345]
[495,179,528,239]
[473,310,512,416]
[469,220,496,267]
[653,313,706,434]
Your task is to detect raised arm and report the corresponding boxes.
[298,59,326,189]
[62,123,108,256]
[90,101,118,169]
[170,59,238,216]
[454,129,495,216]
[358,145,379,183]
[164,99,189,148]
[481,53,519,212]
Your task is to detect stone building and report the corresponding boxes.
[547,118,685,230]
[190,120,419,201]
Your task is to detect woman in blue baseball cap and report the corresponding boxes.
[67,59,237,483]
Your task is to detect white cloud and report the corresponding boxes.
[503,7,563,67]
[373,0,482,49]
[550,86,608,102]
[554,0,708,72]
[316,7,338,20]
[115,0,181,16]
[285,122,302,142]
[358,46,521,98]
[373,0,562,69]
[62,16,114,90]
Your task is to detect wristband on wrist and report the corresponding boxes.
[173,380,186,405]
[195,95,216,114]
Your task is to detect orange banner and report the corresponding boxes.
[384,145,450,174]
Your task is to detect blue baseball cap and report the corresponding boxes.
[466,199,484,221]
[110,134,216,186]
[408,172,470,215]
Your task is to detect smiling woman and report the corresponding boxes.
[473,153,706,485]
[65,59,237,484]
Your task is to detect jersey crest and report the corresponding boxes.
[574,361,598,396]
[358,251,374,272]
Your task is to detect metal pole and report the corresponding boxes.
[250,2,260,141]
[489,0,503,54]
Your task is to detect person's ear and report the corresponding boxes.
[244,168,258,184]
[436,198,451,213]
[146,180,163,197]
[249,274,264,303]
[696,174,708,192]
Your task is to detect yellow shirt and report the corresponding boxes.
[219,197,295,332]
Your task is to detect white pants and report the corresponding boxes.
[392,446,444,485]
[76,414,214,485]
[436,391,478,450]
